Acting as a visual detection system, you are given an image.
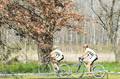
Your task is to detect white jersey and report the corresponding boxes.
[85,48,97,59]
[52,49,63,61]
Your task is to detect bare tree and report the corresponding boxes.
[91,0,120,62]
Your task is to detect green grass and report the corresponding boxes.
[62,62,120,73]
[100,62,120,72]
[108,74,120,79]
[0,62,55,73]
[0,62,120,73]
[0,62,39,73]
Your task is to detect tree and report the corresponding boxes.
[0,0,83,63]
[91,0,120,62]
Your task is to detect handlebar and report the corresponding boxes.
[78,57,84,62]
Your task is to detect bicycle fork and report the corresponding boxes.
[77,63,82,72]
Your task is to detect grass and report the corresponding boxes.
[108,74,120,79]
[0,62,120,73]
[63,61,120,73]
[0,62,39,73]
[100,62,120,72]
[0,62,120,79]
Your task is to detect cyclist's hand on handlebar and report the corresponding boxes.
[78,57,84,61]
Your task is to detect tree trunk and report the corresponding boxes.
[110,35,120,62]
[37,33,53,64]
[115,48,120,62]
[113,39,120,62]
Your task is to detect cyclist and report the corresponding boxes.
[50,46,64,73]
[81,44,98,72]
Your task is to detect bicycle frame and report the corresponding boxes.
[76,57,86,72]
[73,57,106,78]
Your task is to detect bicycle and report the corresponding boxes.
[37,55,53,73]
[71,57,106,78]
[37,55,71,77]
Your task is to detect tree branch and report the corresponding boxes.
[98,0,108,12]
[91,0,108,31]
[115,10,120,32]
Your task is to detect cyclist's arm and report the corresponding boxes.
[81,53,87,58]
[50,50,56,58]
[81,50,88,58]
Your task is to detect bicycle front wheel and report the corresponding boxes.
[59,64,71,77]
[71,63,86,78]
[92,64,106,78]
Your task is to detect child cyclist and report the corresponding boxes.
[80,44,98,72]
[50,46,64,73]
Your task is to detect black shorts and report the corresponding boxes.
[58,55,64,62]
[91,56,98,65]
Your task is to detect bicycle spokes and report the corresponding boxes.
[92,64,106,78]
[58,64,71,77]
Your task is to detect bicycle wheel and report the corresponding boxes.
[71,63,86,78]
[38,64,52,73]
[59,64,72,77]
[92,64,106,78]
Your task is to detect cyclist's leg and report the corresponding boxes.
[91,56,98,65]
[57,56,64,71]
[54,63,60,71]
[88,62,92,72]
[51,59,59,72]
[85,58,96,72]
[84,57,90,72]
[90,56,98,72]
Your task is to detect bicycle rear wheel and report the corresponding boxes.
[92,64,106,78]
[38,64,52,73]
[59,64,71,77]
